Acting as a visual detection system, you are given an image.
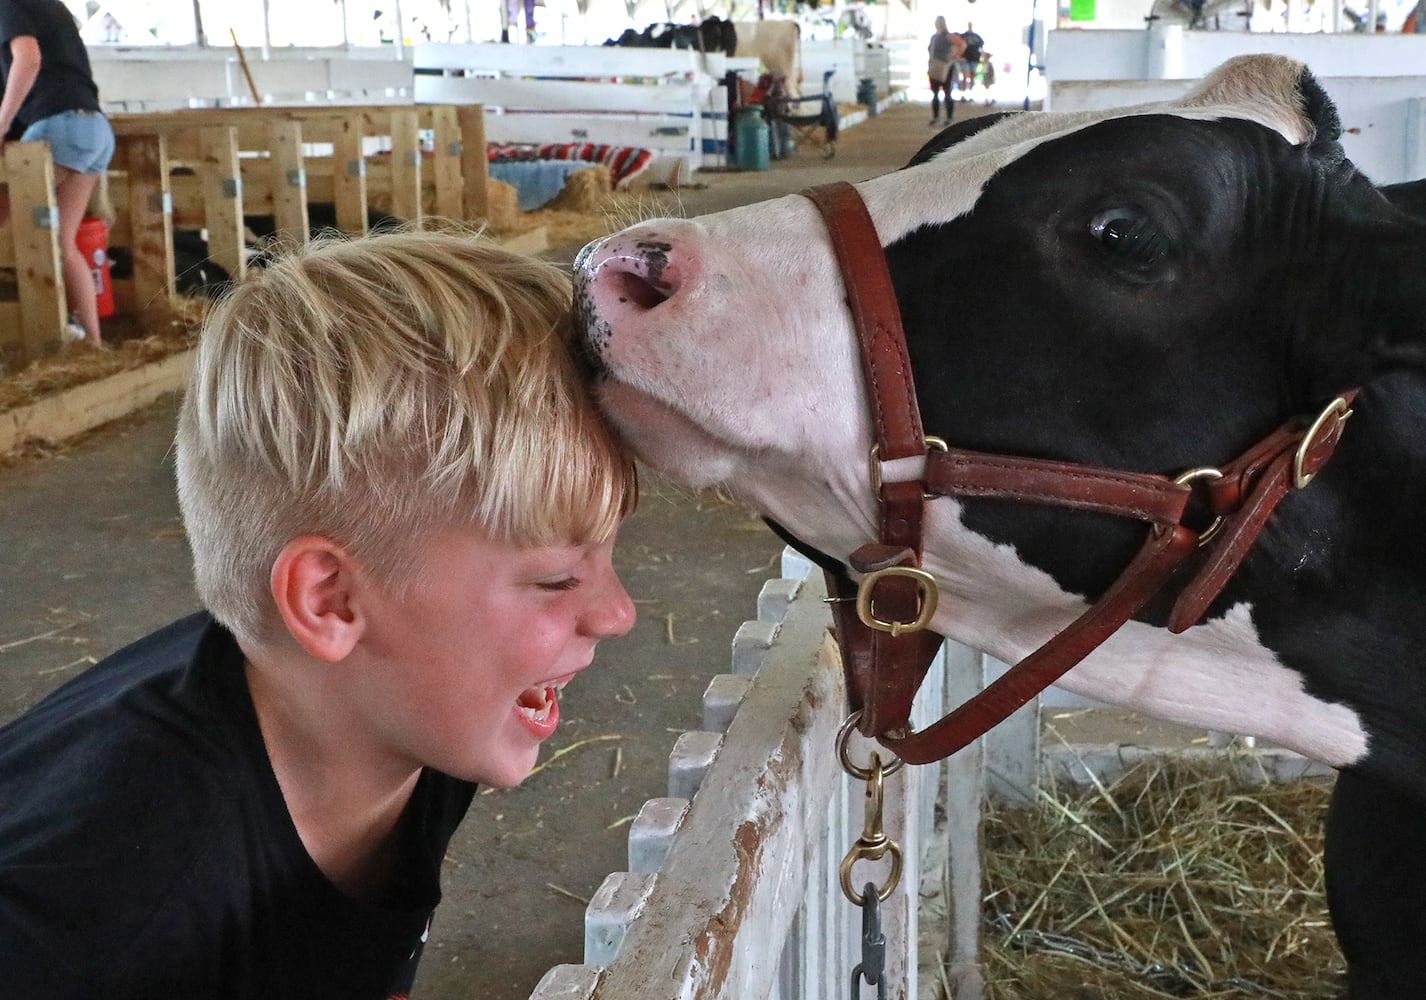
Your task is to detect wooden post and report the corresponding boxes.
[121,133,176,316]
[266,118,309,246]
[388,108,421,225]
[2,141,64,367]
[457,104,488,222]
[332,114,368,235]
[427,104,464,221]
[199,125,245,283]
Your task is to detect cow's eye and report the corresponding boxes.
[1089,207,1166,268]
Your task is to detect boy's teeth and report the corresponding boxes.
[517,685,555,715]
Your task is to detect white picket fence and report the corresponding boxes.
[524,531,1341,1000]
[412,43,760,184]
[527,549,947,1000]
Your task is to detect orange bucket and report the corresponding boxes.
[76,216,114,318]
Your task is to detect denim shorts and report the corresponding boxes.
[22,110,115,174]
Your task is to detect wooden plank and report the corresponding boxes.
[427,104,463,221]
[387,108,421,225]
[331,114,368,234]
[457,104,489,222]
[0,349,193,454]
[200,125,245,283]
[0,208,21,362]
[1,141,63,366]
[121,133,176,314]
[266,119,309,245]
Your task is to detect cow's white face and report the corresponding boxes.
[573,54,1372,768]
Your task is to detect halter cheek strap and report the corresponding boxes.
[801,180,1356,766]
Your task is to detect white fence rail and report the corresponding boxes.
[92,46,413,111]
[529,550,946,999]
[412,43,759,183]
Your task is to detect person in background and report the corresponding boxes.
[0,0,114,347]
[957,22,986,95]
[0,230,638,998]
[926,15,964,127]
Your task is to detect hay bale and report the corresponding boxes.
[545,164,614,213]
[483,178,523,229]
[981,757,1343,999]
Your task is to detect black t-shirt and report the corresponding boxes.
[0,613,477,999]
[962,30,985,61]
[0,0,100,134]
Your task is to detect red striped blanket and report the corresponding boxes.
[486,142,654,189]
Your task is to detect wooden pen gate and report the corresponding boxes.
[0,101,492,370]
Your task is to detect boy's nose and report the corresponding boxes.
[587,572,636,639]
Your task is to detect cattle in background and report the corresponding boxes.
[733,19,799,90]
[575,55,1426,997]
[604,16,737,56]
[110,204,407,301]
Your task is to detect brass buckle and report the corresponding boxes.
[1293,396,1353,489]
[855,566,939,636]
[867,436,947,496]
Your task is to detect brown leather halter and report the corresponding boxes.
[801,180,1357,766]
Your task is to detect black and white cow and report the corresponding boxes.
[574,54,1426,997]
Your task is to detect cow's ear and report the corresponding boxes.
[1296,67,1344,151]
[904,111,1018,168]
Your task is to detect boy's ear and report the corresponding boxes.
[270,536,365,663]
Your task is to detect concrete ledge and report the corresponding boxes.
[0,348,194,455]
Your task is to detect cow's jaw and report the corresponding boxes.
[574,196,882,560]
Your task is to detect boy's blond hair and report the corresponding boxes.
[175,230,635,647]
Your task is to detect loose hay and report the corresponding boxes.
[0,303,202,415]
[981,757,1343,999]
[545,164,613,212]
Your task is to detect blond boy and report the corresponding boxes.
[0,231,636,997]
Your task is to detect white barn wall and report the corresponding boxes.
[1047,24,1426,81]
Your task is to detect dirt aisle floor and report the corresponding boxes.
[0,95,1002,1000]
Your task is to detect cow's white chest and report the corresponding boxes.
[920,500,1370,769]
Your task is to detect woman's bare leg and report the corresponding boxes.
[53,165,102,345]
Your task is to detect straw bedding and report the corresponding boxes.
[980,757,1343,998]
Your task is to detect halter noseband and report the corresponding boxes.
[800,180,1355,766]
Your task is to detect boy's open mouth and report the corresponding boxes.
[514,674,576,736]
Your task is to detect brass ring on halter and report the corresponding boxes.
[1172,466,1225,547]
[837,710,905,780]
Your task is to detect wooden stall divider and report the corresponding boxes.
[101,103,490,321]
[0,141,65,369]
[457,105,489,223]
[199,125,245,284]
[118,132,175,319]
[267,118,310,247]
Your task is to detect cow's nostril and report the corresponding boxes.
[609,268,671,311]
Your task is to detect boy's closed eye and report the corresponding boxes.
[536,577,581,592]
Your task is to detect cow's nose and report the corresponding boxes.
[574,226,695,332]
